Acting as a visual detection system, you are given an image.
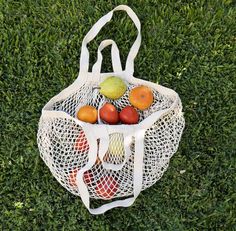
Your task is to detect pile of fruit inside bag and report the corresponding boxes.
[76,76,154,125]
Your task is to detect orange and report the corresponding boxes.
[129,86,154,110]
[77,105,98,124]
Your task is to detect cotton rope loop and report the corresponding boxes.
[37,5,185,214]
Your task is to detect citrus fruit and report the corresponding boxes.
[129,86,154,110]
[77,105,98,124]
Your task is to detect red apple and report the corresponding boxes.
[74,131,89,152]
[83,170,93,185]
[119,106,139,124]
[95,176,118,199]
[69,168,93,187]
[99,103,119,125]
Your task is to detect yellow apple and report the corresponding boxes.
[108,133,124,157]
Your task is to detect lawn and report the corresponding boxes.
[1,0,235,230]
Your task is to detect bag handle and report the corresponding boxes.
[76,125,145,215]
[79,5,141,78]
[92,39,122,80]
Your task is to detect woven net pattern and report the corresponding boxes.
[37,81,185,199]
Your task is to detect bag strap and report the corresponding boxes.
[92,39,122,80]
[79,5,141,78]
[76,125,145,215]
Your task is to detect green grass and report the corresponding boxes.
[1,0,236,230]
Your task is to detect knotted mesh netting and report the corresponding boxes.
[37,81,185,200]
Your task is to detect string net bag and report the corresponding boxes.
[37,5,185,215]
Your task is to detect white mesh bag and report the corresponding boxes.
[37,5,185,214]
